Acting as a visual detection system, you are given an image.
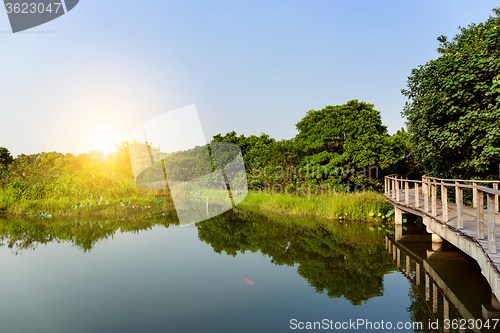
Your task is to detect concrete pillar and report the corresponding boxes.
[431,242,443,251]
[395,224,403,241]
[395,207,403,225]
[424,216,443,243]
[432,234,444,243]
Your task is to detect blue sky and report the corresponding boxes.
[1,0,499,157]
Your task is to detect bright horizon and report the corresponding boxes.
[1,0,499,157]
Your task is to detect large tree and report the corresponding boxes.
[401,8,500,178]
[294,100,405,189]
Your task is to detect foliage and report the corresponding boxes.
[0,146,167,214]
[214,100,407,192]
[239,190,393,222]
[0,147,14,176]
[293,100,406,189]
[1,98,411,215]
[401,7,500,178]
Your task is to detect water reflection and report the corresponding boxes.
[197,209,395,305]
[387,230,500,332]
[0,209,394,305]
[0,211,179,253]
[2,209,498,332]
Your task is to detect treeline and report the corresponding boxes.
[0,145,141,207]
[0,100,414,211]
[212,99,415,192]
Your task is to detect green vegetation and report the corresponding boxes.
[0,147,173,215]
[294,100,405,187]
[0,99,408,217]
[213,100,408,192]
[402,7,500,178]
[0,147,14,175]
[239,190,393,222]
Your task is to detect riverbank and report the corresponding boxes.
[1,187,393,224]
[0,194,174,217]
[238,190,393,222]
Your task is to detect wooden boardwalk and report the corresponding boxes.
[385,175,500,299]
[387,188,500,256]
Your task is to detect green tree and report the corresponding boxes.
[294,100,404,189]
[0,147,14,175]
[401,7,500,178]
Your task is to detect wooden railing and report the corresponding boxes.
[384,175,500,253]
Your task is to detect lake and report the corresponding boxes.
[0,209,497,332]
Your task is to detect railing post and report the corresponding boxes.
[396,178,400,202]
[487,193,496,254]
[405,181,409,205]
[444,298,450,329]
[415,182,419,208]
[416,263,420,286]
[406,255,410,277]
[473,182,477,208]
[425,274,430,301]
[494,183,499,212]
[440,180,444,200]
[392,179,395,200]
[433,283,438,313]
[397,248,400,268]
[455,181,463,230]
[442,183,448,222]
[432,180,437,217]
[477,189,484,239]
[424,179,429,213]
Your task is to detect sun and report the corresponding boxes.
[95,134,115,156]
[89,125,120,157]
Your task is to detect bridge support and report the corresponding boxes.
[424,216,444,243]
[394,207,403,225]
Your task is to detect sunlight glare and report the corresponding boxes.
[89,124,120,157]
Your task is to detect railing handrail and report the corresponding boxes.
[422,175,499,184]
[384,175,500,195]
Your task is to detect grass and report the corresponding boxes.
[238,190,393,222]
[0,189,175,217]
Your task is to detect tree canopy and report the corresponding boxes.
[401,7,500,178]
[294,100,406,188]
[0,147,14,175]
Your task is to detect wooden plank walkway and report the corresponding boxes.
[387,189,500,265]
[387,188,500,256]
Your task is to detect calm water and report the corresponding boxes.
[0,210,496,332]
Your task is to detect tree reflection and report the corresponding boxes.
[0,208,395,305]
[197,209,395,305]
[0,211,179,254]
